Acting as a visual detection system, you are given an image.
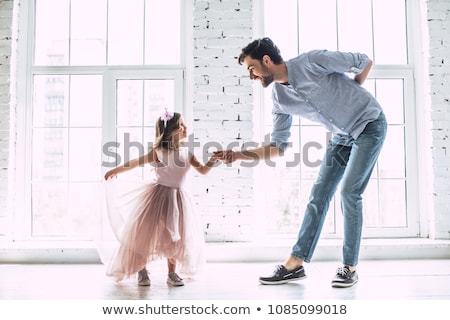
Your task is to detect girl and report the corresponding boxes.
[104,110,219,287]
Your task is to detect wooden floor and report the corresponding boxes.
[1,259,449,300]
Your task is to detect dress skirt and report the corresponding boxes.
[103,179,205,282]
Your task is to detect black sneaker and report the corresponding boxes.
[331,266,358,288]
[259,265,307,285]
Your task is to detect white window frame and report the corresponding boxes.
[12,0,187,243]
[253,0,427,239]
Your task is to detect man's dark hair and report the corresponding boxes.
[238,37,283,65]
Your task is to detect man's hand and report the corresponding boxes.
[214,150,235,164]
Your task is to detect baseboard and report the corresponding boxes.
[1,238,449,263]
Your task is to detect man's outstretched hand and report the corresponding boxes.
[213,150,235,164]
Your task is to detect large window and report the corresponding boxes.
[16,0,184,241]
[260,0,419,238]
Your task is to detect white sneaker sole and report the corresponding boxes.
[138,280,151,286]
[331,279,358,288]
[167,280,184,287]
[259,275,307,285]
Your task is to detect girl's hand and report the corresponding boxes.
[210,154,220,163]
[104,170,117,180]
[214,150,234,164]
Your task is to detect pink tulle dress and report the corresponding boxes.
[103,147,205,282]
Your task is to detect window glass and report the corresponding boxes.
[145,0,181,64]
[337,0,373,55]
[70,0,107,65]
[32,128,68,181]
[262,0,412,237]
[27,1,183,240]
[264,0,297,60]
[69,75,103,127]
[34,0,181,66]
[373,0,407,64]
[33,75,69,127]
[107,0,144,65]
[32,182,68,236]
[34,0,69,65]
[69,128,102,181]
[298,0,337,52]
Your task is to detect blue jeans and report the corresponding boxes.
[291,112,387,267]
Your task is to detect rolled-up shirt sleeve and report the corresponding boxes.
[270,111,292,151]
[308,50,370,75]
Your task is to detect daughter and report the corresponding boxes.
[104,110,219,286]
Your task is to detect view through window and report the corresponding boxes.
[261,0,418,238]
[27,0,182,239]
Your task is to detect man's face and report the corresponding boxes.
[243,55,274,88]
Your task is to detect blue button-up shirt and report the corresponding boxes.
[270,50,382,151]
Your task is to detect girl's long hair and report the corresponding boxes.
[153,112,182,150]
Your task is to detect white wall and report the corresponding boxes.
[426,0,450,239]
[0,0,449,247]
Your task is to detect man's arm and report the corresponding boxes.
[354,59,372,85]
[216,144,283,164]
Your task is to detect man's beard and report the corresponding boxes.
[261,74,274,87]
[260,64,274,88]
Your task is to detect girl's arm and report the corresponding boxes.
[190,153,218,175]
[104,149,157,180]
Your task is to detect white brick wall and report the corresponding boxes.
[1,0,449,244]
[192,0,255,241]
[427,0,450,239]
[0,0,13,239]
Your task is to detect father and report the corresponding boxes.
[217,38,387,288]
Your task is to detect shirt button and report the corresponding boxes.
[329,119,333,122]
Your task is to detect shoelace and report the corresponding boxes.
[336,267,351,279]
[273,265,285,275]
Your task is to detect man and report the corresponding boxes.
[218,38,387,288]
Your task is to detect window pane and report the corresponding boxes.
[32,182,68,236]
[337,0,373,56]
[262,0,413,237]
[378,180,407,227]
[32,128,68,181]
[145,0,181,64]
[298,0,337,52]
[143,79,176,124]
[117,80,144,126]
[34,0,69,65]
[69,182,103,237]
[300,126,328,179]
[265,176,301,234]
[70,75,103,127]
[69,128,102,181]
[108,0,144,64]
[264,0,298,60]
[377,126,406,178]
[116,127,145,180]
[373,0,407,64]
[375,79,405,125]
[33,75,69,127]
[70,0,107,65]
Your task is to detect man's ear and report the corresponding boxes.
[262,54,272,66]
